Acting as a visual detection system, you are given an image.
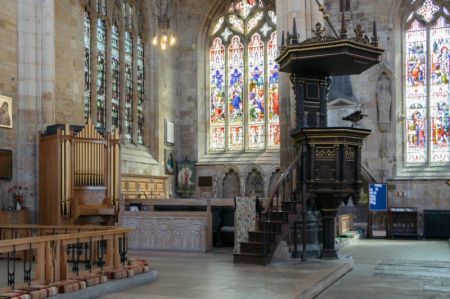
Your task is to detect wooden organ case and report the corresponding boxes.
[39,120,120,225]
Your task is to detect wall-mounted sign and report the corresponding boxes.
[369,183,387,211]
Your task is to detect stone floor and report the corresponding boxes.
[317,239,450,299]
[102,239,450,299]
[2,239,449,298]
[100,248,352,299]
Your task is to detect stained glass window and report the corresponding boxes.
[228,36,244,151]
[210,37,226,151]
[125,30,133,143]
[83,10,91,122]
[111,24,120,130]
[248,33,265,150]
[137,36,145,145]
[208,0,279,152]
[96,17,106,128]
[405,1,450,164]
[83,1,147,146]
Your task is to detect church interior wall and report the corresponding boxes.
[0,0,448,219]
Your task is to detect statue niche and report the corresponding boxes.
[222,169,240,198]
[376,71,392,128]
[245,169,264,198]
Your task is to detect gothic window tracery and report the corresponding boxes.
[404,0,450,164]
[83,0,146,145]
[208,0,279,152]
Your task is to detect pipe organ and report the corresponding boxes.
[39,119,120,225]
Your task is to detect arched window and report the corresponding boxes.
[404,0,449,165]
[83,0,146,145]
[208,0,279,152]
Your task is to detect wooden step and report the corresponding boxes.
[267,211,289,222]
[248,231,276,243]
[240,241,272,255]
[257,221,282,233]
[282,201,297,213]
[233,252,271,265]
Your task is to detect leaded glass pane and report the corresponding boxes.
[406,20,427,163]
[228,36,244,151]
[229,0,263,19]
[248,33,265,150]
[96,18,106,128]
[210,38,226,151]
[229,15,244,34]
[430,17,450,162]
[84,11,91,123]
[247,11,263,33]
[137,36,145,145]
[268,32,280,149]
[212,17,224,35]
[268,11,276,25]
[112,24,120,130]
[125,31,133,143]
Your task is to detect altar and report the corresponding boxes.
[121,198,235,252]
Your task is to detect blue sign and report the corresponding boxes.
[369,183,387,211]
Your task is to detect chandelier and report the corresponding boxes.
[152,0,176,50]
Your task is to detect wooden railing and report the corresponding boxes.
[260,153,301,257]
[263,154,300,215]
[0,225,133,289]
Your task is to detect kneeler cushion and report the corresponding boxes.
[77,273,108,287]
[49,280,86,294]
[0,291,31,299]
[16,285,58,299]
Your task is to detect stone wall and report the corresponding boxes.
[0,0,18,210]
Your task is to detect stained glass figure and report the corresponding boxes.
[96,17,106,128]
[137,36,145,145]
[210,38,226,151]
[228,36,244,151]
[84,11,91,123]
[268,32,280,149]
[406,20,427,163]
[125,31,133,143]
[430,17,450,162]
[248,33,265,150]
[111,24,120,130]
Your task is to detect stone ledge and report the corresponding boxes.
[54,271,158,299]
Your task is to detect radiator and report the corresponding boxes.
[423,210,450,239]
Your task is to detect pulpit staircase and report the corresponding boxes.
[233,154,302,265]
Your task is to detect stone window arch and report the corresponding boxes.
[82,0,147,145]
[207,0,280,153]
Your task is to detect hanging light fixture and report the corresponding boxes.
[152,0,176,50]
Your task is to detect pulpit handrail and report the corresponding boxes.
[263,153,300,214]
